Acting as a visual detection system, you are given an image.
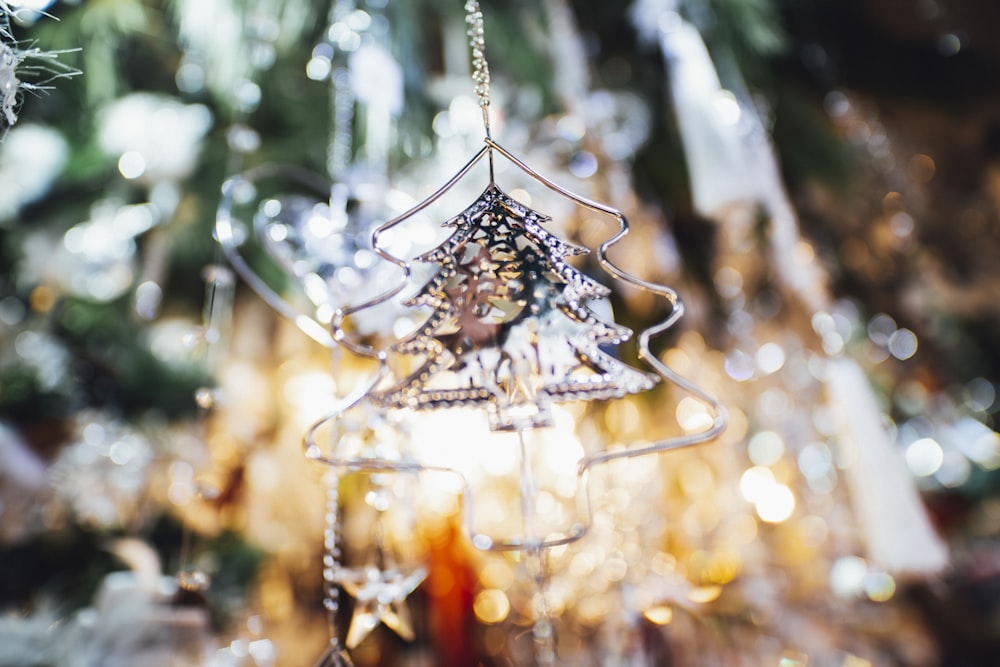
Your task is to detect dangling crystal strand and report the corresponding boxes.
[322,472,345,651]
[464,0,491,108]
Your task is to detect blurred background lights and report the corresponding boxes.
[568,150,599,178]
[643,605,674,625]
[934,449,971,488]
[888,328,918,360]
[748,430,785,466]
[117,151,146,179]
[740,466,776,503]
[964,377,997,412]
[686,585,723,604]
[936,32,963,56]
[676,396,714,433]
[778,653,808,667]
[830,556,869,597]
[754,483,795,523]
[864,571,896,602]
[757,343,785,375]
[724,349,755,381]
[713,266,743,299]
[797,442,834,479]
[957,424,1000,470]
[473,589,511,625]
[867,313,897,346]
[905,437,944,477]
[756,342,786,374]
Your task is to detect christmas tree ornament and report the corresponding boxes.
[316,1,726,662]
[370,182,659,431]
[315,472,354,667]
[339,557,426,649]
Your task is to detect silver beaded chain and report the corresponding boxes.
[465,0,490,108]
[322,471,347,659]
[465,0,494,140]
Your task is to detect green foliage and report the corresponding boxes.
[770,82,857,192]
[0,363,73,424]
[147,515,267,629]
[50,296,209,420]
[30,0,154,105]
[687,0,788,87]
[0,524,120,611]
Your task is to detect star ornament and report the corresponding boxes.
[338,565,428,649]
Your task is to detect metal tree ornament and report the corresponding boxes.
[310,1,728,662]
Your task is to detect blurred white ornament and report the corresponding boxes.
[64,570,212,667]
[349,43,403,114]
[0,122,67,221]
[826,358,948,577]
[53,199,160,301]
[49,411,157,530]
[653,9,830,315]
[657,19,760,213]
[98,93,212,183]
[0,608,61,666]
